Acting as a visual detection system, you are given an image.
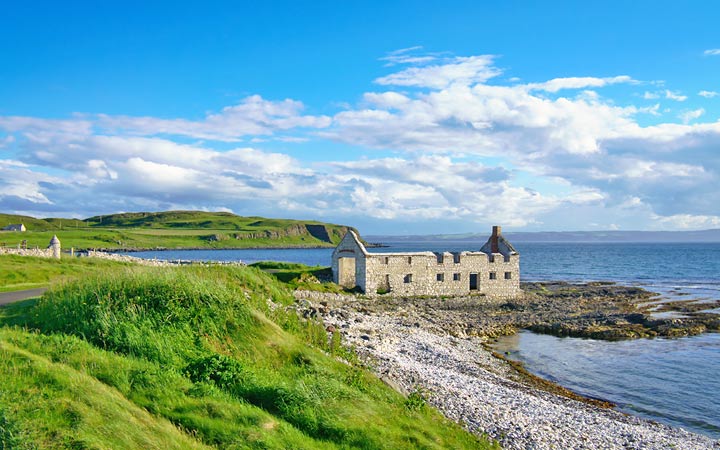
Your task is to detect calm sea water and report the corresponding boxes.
[493,331,720,438]
[126,241,720,437]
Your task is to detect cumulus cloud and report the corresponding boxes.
[698,90,718,98]
[97,95,331,141]
[0,159,60,212]
[325,51,720,227]
[327,155,562,225]
[2,50,719,231]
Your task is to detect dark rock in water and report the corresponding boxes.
[625,313,647,324]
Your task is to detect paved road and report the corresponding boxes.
[0,288,47,306]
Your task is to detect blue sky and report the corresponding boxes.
[1,1,719,234]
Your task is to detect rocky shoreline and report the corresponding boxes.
[293,283,720,449]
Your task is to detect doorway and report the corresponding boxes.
[338,257,356,288]
[469,273,478,290]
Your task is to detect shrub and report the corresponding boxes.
[184,354,246,389]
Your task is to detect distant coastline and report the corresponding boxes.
[367,228,720,243]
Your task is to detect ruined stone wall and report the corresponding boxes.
[479,253,521,298]
[331,229,521,299]
[0,247,55,258]
[364,251,520,298]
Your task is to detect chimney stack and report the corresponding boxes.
[491,226,501,253]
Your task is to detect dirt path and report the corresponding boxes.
[0,288,47,306]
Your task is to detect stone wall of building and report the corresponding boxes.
[331,228,521,299]
[481,253,521,298]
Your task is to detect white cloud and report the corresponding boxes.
[698,90,718,98]
[380,46,438,66]
[0,160,59,209]
[0,116,92,136]
[97,95,331,141]
[653,213,720,229]
[526,75,635,93]
[643,91,660,99]
[679,108,705,124]
[375,55,501,89]
[325,52,720,228]
[2,50,720,231]
[703,49,720,56]
[328,155,562,225]
[664,90,687,101]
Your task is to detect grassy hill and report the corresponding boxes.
[0,211,356,251]
[0,258,496,449]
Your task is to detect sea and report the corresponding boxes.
[125,241,720,438]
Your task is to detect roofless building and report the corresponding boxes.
[332,226,521,298]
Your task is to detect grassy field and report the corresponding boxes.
[0,211,356,251]
[0,259,497,449]
[0,254,134,292]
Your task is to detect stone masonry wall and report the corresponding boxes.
[0,247,55,258]
[331,230,521,299]
[364,251,520,298]
[481,253,521,298]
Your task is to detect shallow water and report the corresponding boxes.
[494,331,720,438]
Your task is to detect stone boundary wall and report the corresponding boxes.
[83,250,246,267]
[0,247,55,258]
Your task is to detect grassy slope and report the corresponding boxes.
[0,254,134,292]
[0,211,354,250]
[249,261,346,293]
[0,261,496,449]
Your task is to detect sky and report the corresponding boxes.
[1,1,719,234]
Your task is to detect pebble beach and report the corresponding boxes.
[302,293,720,450]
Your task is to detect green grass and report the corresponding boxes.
[250,261,347,293]
[0,264,497,449]
[0,211,356,250]
[0,254,134,292]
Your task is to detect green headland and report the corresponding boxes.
[0,210,357,251]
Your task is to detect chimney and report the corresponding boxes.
[491,226,501,253]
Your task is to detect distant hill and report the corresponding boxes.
[366,229,720,243]
[0,211,356,250]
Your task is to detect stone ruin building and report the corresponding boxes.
[332,226,520,298]
[1,223,26,232]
